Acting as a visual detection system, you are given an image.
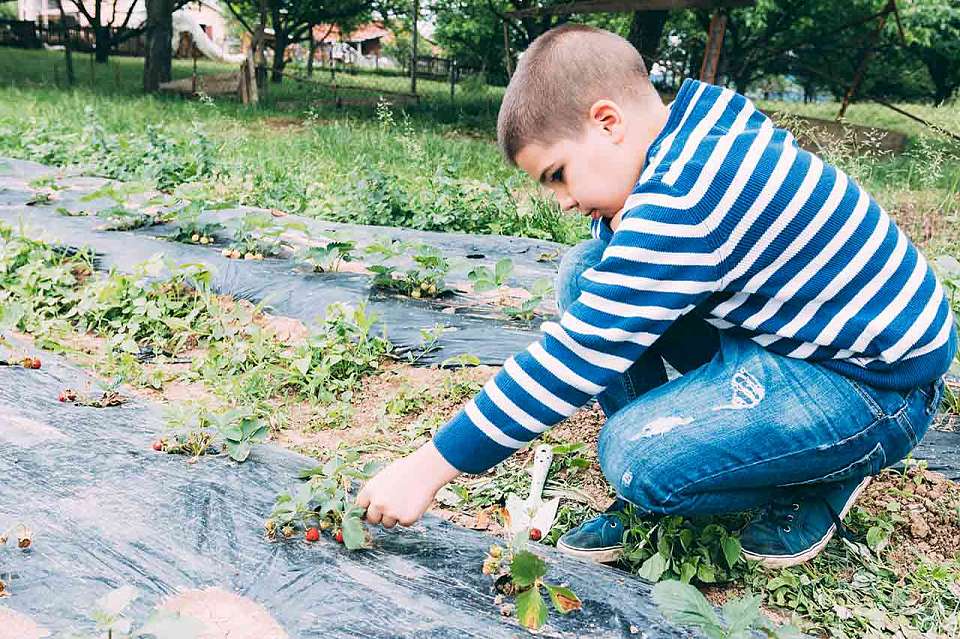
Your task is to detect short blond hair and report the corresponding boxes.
[497,24,651,164]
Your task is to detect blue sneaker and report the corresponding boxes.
[741,477,872,568]
[556,499,628,563]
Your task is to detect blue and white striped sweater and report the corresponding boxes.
[433,79,957,474]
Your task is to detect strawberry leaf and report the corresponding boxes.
[545,583,582,614]
[510,550,547,588]
[341,514,366,550]
[515,586,548,630]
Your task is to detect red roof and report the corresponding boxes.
[313,23,391,44]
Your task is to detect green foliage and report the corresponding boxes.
[503,278,554,322]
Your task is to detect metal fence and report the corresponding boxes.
[0,19,145,56]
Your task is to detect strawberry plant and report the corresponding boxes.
[228,211,304,258]
[370,244,449,299]
[160,404,267,462]
[170,199,226,245]
[267,451,381,550]
[467,258,513,292]
[504,279,554,322]
[301,240,356,272]
[482,538,582,631]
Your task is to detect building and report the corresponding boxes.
[17,0,229,46]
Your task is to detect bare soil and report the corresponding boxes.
[0,607,50,639]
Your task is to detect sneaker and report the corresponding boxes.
[740,476,872,568]
[556,499,628,563]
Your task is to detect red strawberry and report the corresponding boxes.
[152,440,164,452]
[30,358,41,369]
[305,527,320,542]
[529,528,543,541]
[335,530,344,544]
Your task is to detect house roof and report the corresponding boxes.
[313,22,391,44]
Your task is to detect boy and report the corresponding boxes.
[357,24,954,567]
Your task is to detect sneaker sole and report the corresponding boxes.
[556,539,623,564]
[741,476,872,569]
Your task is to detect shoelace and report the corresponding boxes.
[759,500,855,541]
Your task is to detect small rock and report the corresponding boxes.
[909,512,930,539]
[494,594,503,605]
[499,603,515,617]
[629,624,640,634]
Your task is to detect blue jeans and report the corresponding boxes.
[558,239,944,515]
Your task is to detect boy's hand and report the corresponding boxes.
[356,441,461,528]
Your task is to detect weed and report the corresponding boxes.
[620,509,751,585]
[504,279,554,322]
[653,580,802,638]
[370,244,449,298]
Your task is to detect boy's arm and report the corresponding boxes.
[359,203,720,525]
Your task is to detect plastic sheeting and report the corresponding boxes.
[0,157,564,365]
[0,340,696,638]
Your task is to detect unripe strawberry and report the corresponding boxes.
[191,233,200,242]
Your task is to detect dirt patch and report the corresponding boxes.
[0,607,50,639]
[262,116,306,131]
[857,465,960,565]
[158,587,288,639]
[0,408,67,447]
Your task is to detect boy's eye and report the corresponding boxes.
[551,168,564,183]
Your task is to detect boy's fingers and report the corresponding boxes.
[381,515,398,529]
[355,487,371,509]
[365,503,382,525]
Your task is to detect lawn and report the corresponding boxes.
[2,46,960,638]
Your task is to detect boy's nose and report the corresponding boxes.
[558,194,577,211]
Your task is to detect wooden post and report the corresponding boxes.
[502,20,513,77]
[191,44,198,94]
[239,49,259,105]
[410,0,419,95]
[698,10,726,84]
[837,0,893,120]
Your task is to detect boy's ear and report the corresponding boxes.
[588,100,626,143]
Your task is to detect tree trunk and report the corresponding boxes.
[95,25,110,63]
[271,29,287,83]
[143,0,174,92]
[56,0,74,86]
[306,24,316,77]
[626,10,668,68]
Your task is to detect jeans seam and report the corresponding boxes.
[661,413,891,504]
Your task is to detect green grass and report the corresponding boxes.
[0,47,957,250]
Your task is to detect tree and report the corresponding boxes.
[225,0,372,83]
[68,0,143,63]
[901,0,960,103]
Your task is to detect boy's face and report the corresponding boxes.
[515,109,644,222]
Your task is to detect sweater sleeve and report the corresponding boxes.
[432,203,722,473]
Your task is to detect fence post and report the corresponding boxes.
[410,0,419,96]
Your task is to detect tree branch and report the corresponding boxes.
[224,0,256,36]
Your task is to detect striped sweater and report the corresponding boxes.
[433,79,957,474]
